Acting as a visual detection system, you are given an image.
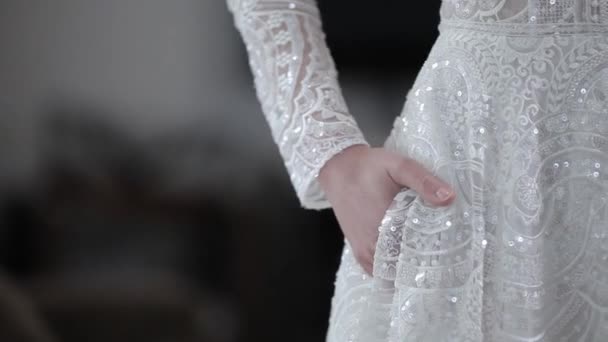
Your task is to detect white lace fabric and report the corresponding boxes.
[228,0,608,341]
[227,0,369,210]
[440,0,608,34]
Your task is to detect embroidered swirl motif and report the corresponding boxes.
[229,1,608,341]
[329,2,608,341]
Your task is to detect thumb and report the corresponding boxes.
[386,154,455,206]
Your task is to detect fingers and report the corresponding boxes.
[353,247,374,276]
[386,154,456,206]
[351,240,375,276]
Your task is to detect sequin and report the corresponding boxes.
[415,272,426,286]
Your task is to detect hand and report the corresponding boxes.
[318,144,456,275]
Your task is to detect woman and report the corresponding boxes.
[227,1,608,341]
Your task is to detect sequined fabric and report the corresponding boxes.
[227,0,369,210]
[228,1,608,341]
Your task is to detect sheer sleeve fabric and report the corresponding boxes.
[227,0,369,210]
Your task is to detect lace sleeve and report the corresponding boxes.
[227,0,369,210]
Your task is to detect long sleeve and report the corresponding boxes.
[227,0,369,210]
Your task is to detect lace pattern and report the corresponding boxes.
[227,0,369,209]
[228,0,608,341]
[440,0,608,34]
[328,1,608,341]
[441,0,608,24]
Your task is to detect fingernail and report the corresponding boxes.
[435,187,453,200]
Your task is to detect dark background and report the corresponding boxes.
[0,1,439,341]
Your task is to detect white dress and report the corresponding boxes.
[227,1,608,341]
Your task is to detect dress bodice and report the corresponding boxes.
[440,0,608,34]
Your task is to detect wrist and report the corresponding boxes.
[318,144,369,191]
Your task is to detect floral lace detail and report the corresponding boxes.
[327,1,608,341]
[229,0,608,341]
[227,0,369,209]
[440,0,608,35]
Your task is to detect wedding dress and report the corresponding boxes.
[227,0,608,341]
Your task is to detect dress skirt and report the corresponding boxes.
[325,26,608,342]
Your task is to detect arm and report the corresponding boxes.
[227,0,369,210]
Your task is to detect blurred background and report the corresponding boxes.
[0,1,439,341]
